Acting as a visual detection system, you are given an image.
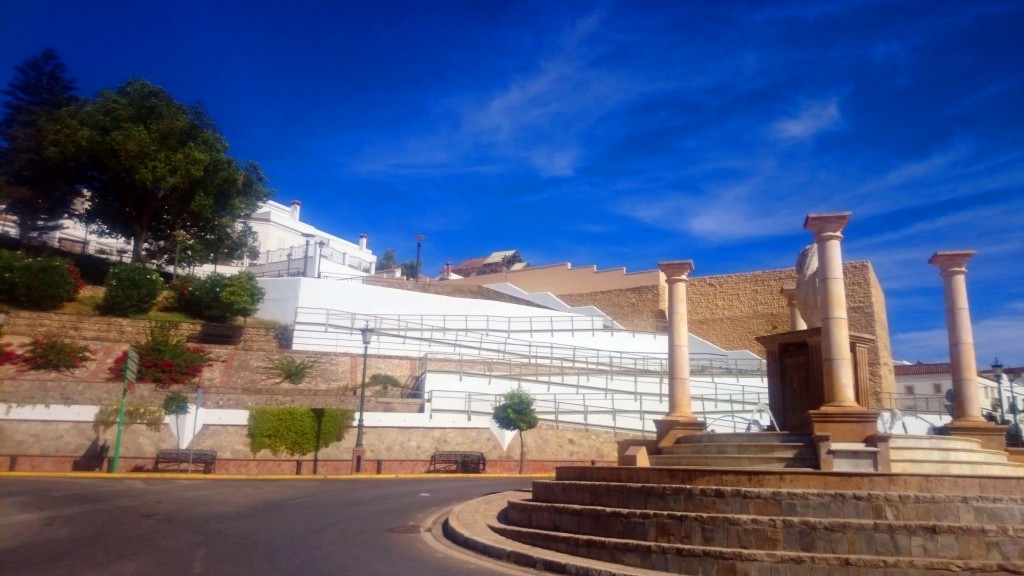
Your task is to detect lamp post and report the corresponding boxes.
[286,252,292,276]
[414,235,426,284]
[993,358,1006,424]
[172,230,188,281]
[354,323,374,472]
[187,386,203,474]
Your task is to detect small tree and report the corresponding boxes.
[377,249,397,271]
[493,388,539,474]
[220,271,265,323]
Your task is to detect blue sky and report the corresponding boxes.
[3,1,1022,365]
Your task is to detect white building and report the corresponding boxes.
[29,198,376,279]
[244,199,376,279]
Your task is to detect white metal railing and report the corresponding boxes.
[422,388,771,436]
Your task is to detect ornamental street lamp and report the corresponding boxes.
[354,323,374,472]
[993,358,1006,424]
[414,235,426,284]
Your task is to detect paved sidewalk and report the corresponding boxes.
[444,490,664,576]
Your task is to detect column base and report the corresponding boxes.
[351,446,366,474]
[939,421,1009,452]
[808,408,879,443]
[654,418,706,448]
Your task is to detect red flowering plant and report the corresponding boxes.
[0,342,20,366]
[16,335,94,372]
[67,263,86,296]
[108,323,213,389]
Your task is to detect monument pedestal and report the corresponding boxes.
[940,421,1009,452]
[654,418,706,448]
[808,408,880,443]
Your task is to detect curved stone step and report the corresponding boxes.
[674,431,810,445]
[886,434,983,450]
[890,446,1010,463]
[491,522,1024,575]
[660,442,815,457]
[505,499,1023,560]
[530,481,1024,523]
[649,453,818,469]
[889,458,1024,476]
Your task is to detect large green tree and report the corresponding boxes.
[0,49,80,240]
[52,79,270,263]
[493,387,539,474]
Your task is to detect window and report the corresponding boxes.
[932,383,942,394]
[904,385,914,395]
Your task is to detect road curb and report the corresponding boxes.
[0,471,554,480]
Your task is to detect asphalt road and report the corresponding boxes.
[1,476,542,576]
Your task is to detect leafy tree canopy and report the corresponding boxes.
[50,78,270,263]
[493,387,539,474]
[0,48,80,240]
[377,248,397,270]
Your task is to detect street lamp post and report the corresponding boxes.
[354,323,374,473]
[187,386,203,474]
[993,358,1006,424]
[286,252,292,276]
[414,235,426,284]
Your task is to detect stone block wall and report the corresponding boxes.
[560,284,665,332]
[558,261,896,408]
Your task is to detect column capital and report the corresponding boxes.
[928,250,975,275]
[659,260,694,280]
[804,212,852,238]
[780,286,797,302]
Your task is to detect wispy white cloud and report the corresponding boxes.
[770,100,841,142]
[892,311,1024,366]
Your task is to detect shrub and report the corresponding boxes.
[17,334,93,372]
[67,263,86,296]
[221,271,265,322]
[0,249,25,299]
[247,407,353,456]
[161,391,191,416]
[261,355,318,385]
[100,263,164,316]
[108,323,212,389]
[368,373,402,391]
[9,256,77,310]
[175,271,265,323]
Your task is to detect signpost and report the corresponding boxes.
[110,349,138,473]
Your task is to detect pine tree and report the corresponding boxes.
[0,49,81,240]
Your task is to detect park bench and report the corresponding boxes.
[153,449,217,474]
[427,451,486,474]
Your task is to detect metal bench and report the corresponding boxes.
[153,449,217,474]
[427,451,486,474]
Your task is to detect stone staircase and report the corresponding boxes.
[650,432,817,469]
[495,472,1024,575]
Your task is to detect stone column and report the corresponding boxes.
[653,260,705,447]
[929,251,985,423]
[660,260,695,418]
[929,251,1006,450]
[804,213,858,408]
[780,286,807,331]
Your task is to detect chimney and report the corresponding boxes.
[444,261,452,279]
[359,234,367,251]
[290,200,301,221]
